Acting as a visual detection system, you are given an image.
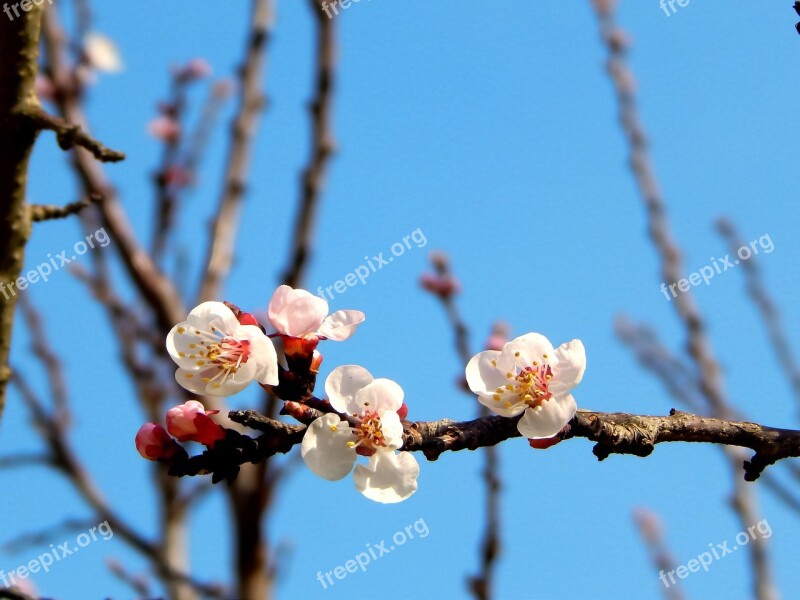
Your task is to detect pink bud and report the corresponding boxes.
[163,165,192,188]
[484,321,510,351]
[135,423,181,461]
[397,403,408,420]
[147,115,181,143]
[166,401,225,446]
[179,58,212,81]
[419,273,460,299]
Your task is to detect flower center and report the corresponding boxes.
[492,355,553,410]
[206,338,251,371]
[347,411,387,456]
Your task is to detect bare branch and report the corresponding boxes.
[29,194,99,222]
[198,0,273,302]
[716,218,800,412]
[281,0,337,287]
[25,106,124,162]
[591,3,776,597]
[632,508,686,600]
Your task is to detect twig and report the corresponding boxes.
[632,508,686,600]
[421,253,500,600]
[592,3,776,597]
[25,107,124,162]
[280,0,337,287]
[29,195,99,222]
[198,0,273,302]
[716,218,800,413]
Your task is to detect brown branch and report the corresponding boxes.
[421,252,500,600]
[716,218,800,413]
[632,509,686,600]
[280,0,337,287]
[592,3,776,597]
[29,194,100,222]
[0,2,42,423]
[25,106,124,162]
[198,0,273,302]
[166,407,800,484]
[40,9,184,334]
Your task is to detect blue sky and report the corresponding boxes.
[2,1,799,598]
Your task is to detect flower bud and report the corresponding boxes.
[166,401,225,446]
[135,423,182,461]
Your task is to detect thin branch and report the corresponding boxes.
[198,0,273,302]
[716,218,800,413]
[591,3,776,597]
[421,252,499,600]
[25,106,124,162]
[280,0,337,287]
[40,9,184,334]
[29,194,98,222]
[632,508,686,600]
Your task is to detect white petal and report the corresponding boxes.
[166,322,204,370]
[465,350,509,396]
[301,414,356,480]
[517,394,577,439]
[186,301,240,335]
[205,361,257,396]
[353,451,419,503]
[503,333,555,370]
[240,325,279,386]
[325,365,373,413]
[476,393,527,418]
[317,310,365,341]
[174,368,207,396]
[355,378,403,413]
[267,285,328,337]
[84,33,123,73]
[549,339,586,396]
[378,410,404,450]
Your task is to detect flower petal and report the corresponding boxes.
[317,310,365,341]
[550,339,586,396]
[355,378,404,413]
[325,365,374,413]
[301,414,356,480]
[377,409,404,450]
[502,333,555,370]
[516,394,577,439]
[465,350,508,396]
[185,301,240,334]
[353,451,419,503]
[476,393,527,418]
[268,285,328,338]
[240,325,279,386]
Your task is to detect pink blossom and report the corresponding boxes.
[148,115,181,143]
[135,423,182,461]
[166,401,225,446]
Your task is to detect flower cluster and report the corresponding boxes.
[135,282,587,504]
[135,400,224,461]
